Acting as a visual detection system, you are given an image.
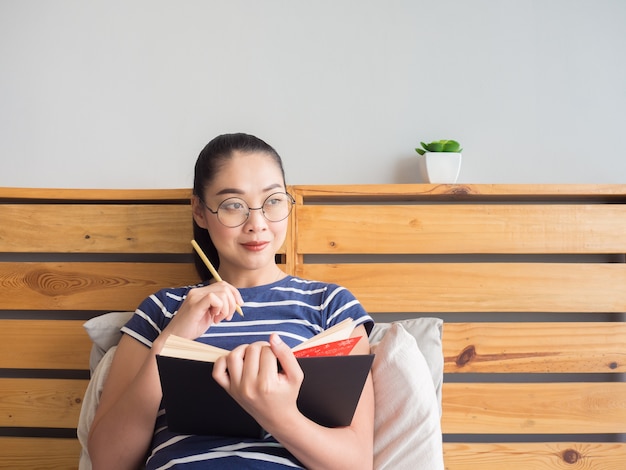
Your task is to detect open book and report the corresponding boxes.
[156,318,374,438]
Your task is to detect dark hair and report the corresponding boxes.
[192,133,286,280]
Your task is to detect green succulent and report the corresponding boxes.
[415,140,462,155]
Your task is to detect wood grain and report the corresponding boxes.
[0,187,192,201]
[443,322,626,373]
[0,378,87,428]
[0,437,81,470]
[295,204,626,254]
[0,262,200,310]
[0,320,91,369]
[442,382,626,434]
[292,183,626,199]
[442,442,626,470]
[297,263,626,313]
[0,204,193,253]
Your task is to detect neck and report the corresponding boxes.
[217,265,286,289]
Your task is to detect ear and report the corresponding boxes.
[191,196,209,229]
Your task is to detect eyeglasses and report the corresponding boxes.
[201,192,295,228]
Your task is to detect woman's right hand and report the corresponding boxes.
[161,282,243,340]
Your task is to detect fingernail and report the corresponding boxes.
[270,333,283,346]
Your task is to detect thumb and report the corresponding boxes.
[270,334,303,382]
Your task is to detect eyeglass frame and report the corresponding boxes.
[199,191,295,228]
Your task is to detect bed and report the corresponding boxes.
[1,184,625,469]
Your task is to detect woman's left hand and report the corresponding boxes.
[212,334,304,427]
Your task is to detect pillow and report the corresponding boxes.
[77,345,118,470]
[83,311,134,373]
[80,314,444,469]
[370,323,444,470]
[370,317,443,410]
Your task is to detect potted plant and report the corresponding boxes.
[415,139,463,183]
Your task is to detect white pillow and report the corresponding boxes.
[370,323,444,470]
[370,317,443,410]
[83,311,134,373]
[77,346,118,470]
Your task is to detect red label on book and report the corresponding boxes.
[293,336,362,358]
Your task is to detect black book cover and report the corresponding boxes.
[156,354,374,438]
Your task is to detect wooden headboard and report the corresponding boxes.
[1,184,625,469]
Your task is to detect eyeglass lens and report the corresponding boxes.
[217,192,292,227]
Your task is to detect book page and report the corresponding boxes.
[159,335,228,362]
[160,317,358,362]
[291,318,356,352]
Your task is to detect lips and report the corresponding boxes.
[241,241,269,251]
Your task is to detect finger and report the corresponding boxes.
[226,283,244,311]
[199,292,234,325]
[240,342,265,385]
[211,281,243,317]
[224,344,248,388]
[189,289,225,317]
[258,343,279,381]
[212,355,231,389]
[269,334,303,383]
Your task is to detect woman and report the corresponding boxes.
[88,133,375,469]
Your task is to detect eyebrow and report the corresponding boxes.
[214,183,283,197]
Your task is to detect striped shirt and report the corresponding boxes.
[121,275,373,470]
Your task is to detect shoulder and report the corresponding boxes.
[288,276,356,300]
[276,276,351,300]
[287,276,373,332]
[284,275,341,291]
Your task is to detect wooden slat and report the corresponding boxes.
[0,378,87,428]
[442,442,626,470]
[0,204,193,253]
[0,437,81,470]
[9,429,527,470]
[293,183,626,198]
[44,405,626,470]
[1,185,624,468]
[442,382,626,434]
[0,320,91,370]
[443,322,626,373]
[295,204,626,254]
[0,262,200,310]
[0,186,192,201]
[297,263,626,313]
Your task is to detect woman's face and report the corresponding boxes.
[194,151,288,278]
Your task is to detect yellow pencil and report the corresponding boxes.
[191,239,244,317]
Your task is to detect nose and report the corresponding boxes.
[244,207,267,231]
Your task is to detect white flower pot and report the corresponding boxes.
[419,152,462,183]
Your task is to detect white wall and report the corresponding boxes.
[1,0,625,188]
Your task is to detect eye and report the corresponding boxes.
[221,199,247,212]
[265,197,281,207]
[265,193,287,207]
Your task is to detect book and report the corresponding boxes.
[155,318,374,438]
[159,318,360,361]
